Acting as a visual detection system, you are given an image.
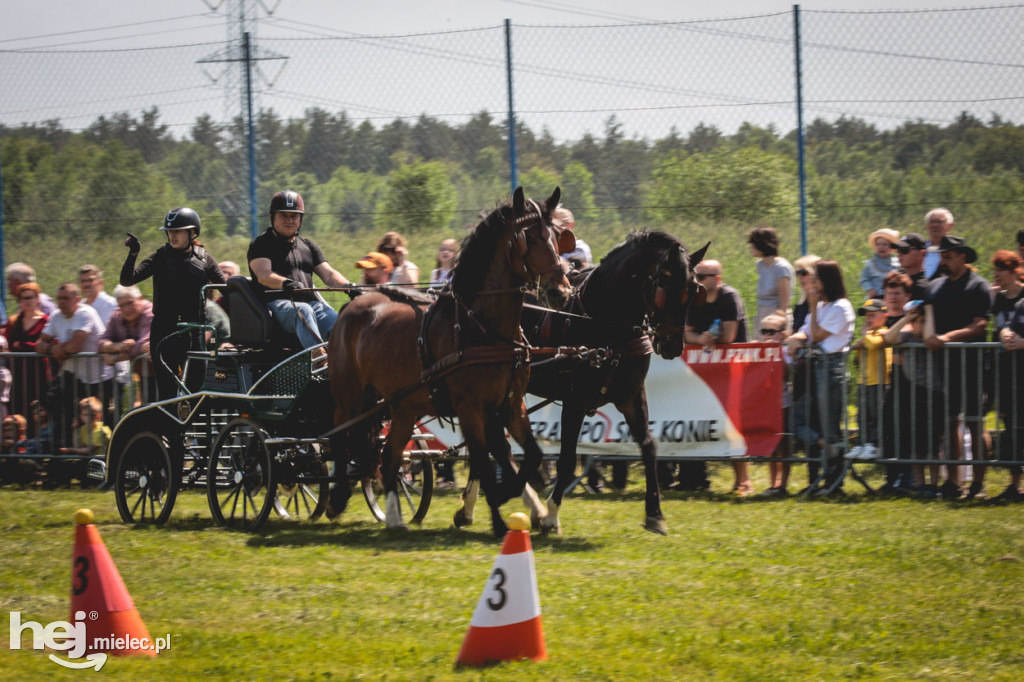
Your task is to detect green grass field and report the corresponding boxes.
[3,463,1024,681]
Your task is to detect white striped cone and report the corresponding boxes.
[455,528,546,666]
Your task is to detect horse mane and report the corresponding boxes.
[450,202,511,298]
[601,230,687,270]
[373,285,433,305]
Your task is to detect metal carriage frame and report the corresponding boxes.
[108,277,442,532]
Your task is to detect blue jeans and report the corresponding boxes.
[793,351,847,449]
[267,299,337,348]
[813,352,847,449]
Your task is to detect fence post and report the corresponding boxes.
[0,137,5,307]
[505,19,519,194]
[792,5,808,256]
[243,31,258,240]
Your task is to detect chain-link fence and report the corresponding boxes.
[2,5,1023,243]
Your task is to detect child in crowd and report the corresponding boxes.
[0,413,34,484]
[758,313,792,496]
[60,396,111,460]
[860,229,900,299]
[1,414,27,453]
[430,238,458,287]
[0,335,11,421]
[19,400,53,455]
[847,299,892,460]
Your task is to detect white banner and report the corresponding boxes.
[418,344,784,458]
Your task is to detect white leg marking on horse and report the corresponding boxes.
[385,491,407,529]
[522,484,546,524]
[541,497,561,534]
[461,480,480,524]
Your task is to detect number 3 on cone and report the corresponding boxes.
[486,568,507,610]
[73,556,90,596]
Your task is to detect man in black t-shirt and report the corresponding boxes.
[894,232,928,300]
[247,190,350,354]
[685,259,748,345]
[923,235,992,499]
[674,260,751,493]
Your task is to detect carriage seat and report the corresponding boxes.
[224,276,301,349]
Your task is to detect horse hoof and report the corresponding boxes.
[325,485,351,520]
[453,508,473,528]
[644,517,669,536]
[530,509,547,530]
[540,520,561,535]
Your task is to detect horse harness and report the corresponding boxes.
[414,199,557,414]
[526,270,654,407]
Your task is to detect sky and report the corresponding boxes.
[1,0,1020,141]
[0,0,999,48]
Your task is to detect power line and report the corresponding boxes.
[0,12,217,45]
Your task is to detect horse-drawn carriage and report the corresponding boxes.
[109,186,707,537]
[108,275,438,531]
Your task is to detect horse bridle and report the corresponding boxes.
[508,199,565,284]
[644,268,706,341]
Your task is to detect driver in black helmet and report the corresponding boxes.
[120,207,225,400]
[247,190,350,358]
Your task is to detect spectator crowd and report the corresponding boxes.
[3,199,1024,504]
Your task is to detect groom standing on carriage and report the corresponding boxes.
[247,190,351,363]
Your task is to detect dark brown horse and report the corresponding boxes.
[326,187,573,536]
[454,230,708,535]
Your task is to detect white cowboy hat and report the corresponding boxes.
[867,228,900,249]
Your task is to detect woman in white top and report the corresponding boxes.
[786,260,855,493]
[430,238,458,286]
[748,226,794,334]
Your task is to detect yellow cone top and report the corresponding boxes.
[74,509,95,525]
[506,512,530,531]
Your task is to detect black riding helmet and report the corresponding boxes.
[269,190,304,221]
[159,207,201,239]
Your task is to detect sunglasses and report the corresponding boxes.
[694,273,716,280]
[18,295,37,301]
[795,269,809,277]
[760,328,784,335]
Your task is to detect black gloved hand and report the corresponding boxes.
[124,232,141,255]
[281,279,299,293]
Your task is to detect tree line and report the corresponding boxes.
[2,107,1023,240]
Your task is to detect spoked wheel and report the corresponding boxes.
[115,431,178,525]
[207,418,275,532]
[362,453,434,524]
[273,443,329,521]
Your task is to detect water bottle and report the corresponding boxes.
[704,318,722,353]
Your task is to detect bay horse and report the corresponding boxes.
[454,230,708,535]
[326,187,574,537]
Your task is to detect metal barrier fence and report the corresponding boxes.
[2,5,1024,243]
[779,341,1024,497]
[0,352,155,483]
[3,341,1024,496]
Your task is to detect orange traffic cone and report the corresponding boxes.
[456,513,546,667]
[70,509,157,657]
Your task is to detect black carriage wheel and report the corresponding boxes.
[273,444,329,521]
[362,450,434,524]
[207,418,275,532]
[115,431,178,525]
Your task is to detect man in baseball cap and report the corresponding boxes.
[355,251,393,285]
[894,232,928,298]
